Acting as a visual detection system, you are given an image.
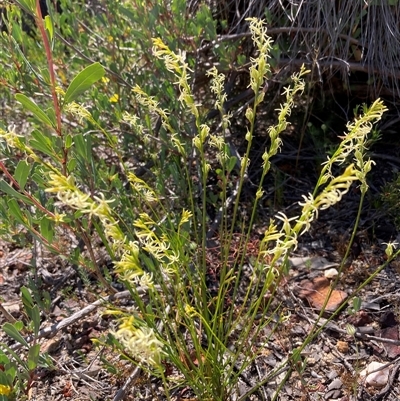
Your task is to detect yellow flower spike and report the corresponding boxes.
[45,172,76,193]
[180,209,193,225]
[152,37,169,52]
[112,323,164,368]
[114,250,142,276]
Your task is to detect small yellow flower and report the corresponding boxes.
[184,304,197,317]
[0,384,12,396]
[383,241,398,258]
[51,212,67,223]
[110,94,119,103]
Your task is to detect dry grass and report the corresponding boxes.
[188,0,400,98]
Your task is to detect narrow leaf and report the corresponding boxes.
[40,217,54,243]
[27,344,40,371]
[2,323,28,347]
[227,156,238,173]
[17,0,35,13]
[15,94,54,128]
[65,134,73,149]
[21,287,34,310]
[0,180,33,205]
[44,15,53,40]
[0,343,26,368]
[28,306,41,337]
[14,160,31,190]
[64,63,105,104]
[7,199,26,225]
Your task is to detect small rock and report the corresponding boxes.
[327,370,338,380]
[324,268,339,278]
[327,378,343,391]
[324,389,341,399]
[311,370,323,378]
[360,361,390,388]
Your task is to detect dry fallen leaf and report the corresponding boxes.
[298,276,348,312]
[336,340,349,354]
[380,326,400,359]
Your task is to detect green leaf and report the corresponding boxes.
[0,354,9,366]
[15,94,54,128]
[7,199,27,225]
[29,131,55,158]
[0,180,33,205]
[352,297,362,312]
[45,107,57,127]
[67,158,77,173]
[18,0,36,13]
[2,323,28,348]
[73,133,92,160]
[64,62,105,105]
[14,160,31,190]
[227,156,238,173]
[11,22,23,42]
[73,133,86,158]
[30,174,46,189]
[21,287,34,310]
[29,306,41,337]
[4,363,17,381]
[44,15,53,40]
[0,343,26,368]
[65,134,73,149]
[40,217,54,243]
[14,321,24,331]
[27,344,40,371]
[21,287,41,337]
[0,370,11,387]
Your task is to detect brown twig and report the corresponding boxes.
[10,289,140,351]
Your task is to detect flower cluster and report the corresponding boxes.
[261,100,387,269]
[152,37,198,119]
[63,102,93,124]
[133,209,192,277]
[246,18,273,105]
[0,125,36,158]
[132,85,187,156]
[45,172,144,282]
[111,316,165,368]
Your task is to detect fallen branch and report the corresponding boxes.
[10,289,139,351]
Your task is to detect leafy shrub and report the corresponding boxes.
[0,1,396,400]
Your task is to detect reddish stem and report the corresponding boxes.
[35,0,68,175]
